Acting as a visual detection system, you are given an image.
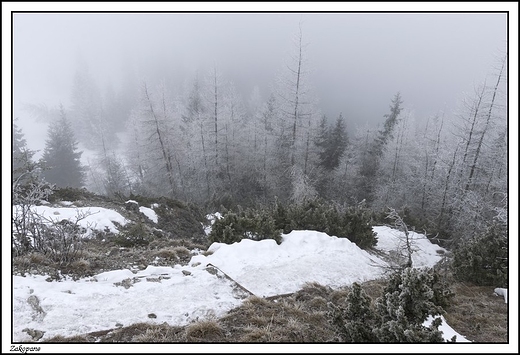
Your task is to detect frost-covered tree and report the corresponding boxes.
[452,223,508,287]
[274,24,321,202]
[373,268,445,342]
[127,82,182,198]
[40,107,85,188]
[69,62,109,150]
[256,93,283,200]
[340,282,376,342]
[329,269,449,343]
[357,93,403,204]
[180,76,214,202]
[12,119,37,184]
[437,56,507,241]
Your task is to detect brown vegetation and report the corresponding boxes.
[42,277,507,344]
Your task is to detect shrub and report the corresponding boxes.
[12,205,90,265]
[208,209,282,245]
[329,268,450,343]
[115,221,154,247]
[208,198,377,248]
[342,205,377,249]
[283,198,377,249]
[328,282,376,342]
[47,187,96,203]
[372,268,445,342]
[451,224,508,287]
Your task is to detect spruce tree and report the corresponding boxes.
[12,119,37,184]
[357,93,403,204]
[41,107,85,188]
[321,114,348,171]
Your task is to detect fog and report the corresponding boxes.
[11,11,507,155]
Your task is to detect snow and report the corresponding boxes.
[204,212,222,235]
[11,205,473,345]
[13,266,243,341]
[373,226,447,268]
[192,230,387,297]
[13,205,129,236]
[139,206,158,223]
[425,315,471,343]
[494,287,508,303]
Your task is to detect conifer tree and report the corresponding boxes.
[373,268,444,342]
[12,119,37,185]
[357,93,403,204]
[41,107,85,188]
[319,114,348,171]
[342,282,376,342]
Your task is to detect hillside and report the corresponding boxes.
[10,195,508,348]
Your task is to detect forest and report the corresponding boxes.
[12,26,508,289]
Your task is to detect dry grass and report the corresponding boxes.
[185,320,225,342]
[37,278,508,343]
[13,252,51,271]
[172,246,192,259]
[443,282,508,343]
[94,322,184,342]
[132,324,184,342]
[68,258,91,272]
[217,283,339,343]
[153,248,178,260]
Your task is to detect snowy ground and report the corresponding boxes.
[10,204,475,347]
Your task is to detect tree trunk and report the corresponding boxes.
[464,59,505,192]
[144,83,175,195]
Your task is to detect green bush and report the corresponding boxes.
[47,187,96,203]
[329,268,449,343]
[208,198,377,249]
[342,206,377,249]
[328,282,376,342]
[284,199,377,249]
[373,268,445,342]
[451,224,508,287]
[208,208,282,245]
[115,221,154,247]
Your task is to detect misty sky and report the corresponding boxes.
[10,10,508,154]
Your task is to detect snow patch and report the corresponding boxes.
[204,212,223,235]
[14,205,129,236]
[139,206,158,223]
[494,288,508,303]
[373,226,446,268]
[424,315,470,342]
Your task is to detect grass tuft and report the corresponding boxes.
[185,320,224,342]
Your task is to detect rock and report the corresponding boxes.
[115,322,123,328]
[22,328,45,341]
[182,270,192,276]
[27,295,45,315]
[148,313,157,319]
[205,266,218,275]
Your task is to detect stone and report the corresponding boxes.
[22,328,45,341]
